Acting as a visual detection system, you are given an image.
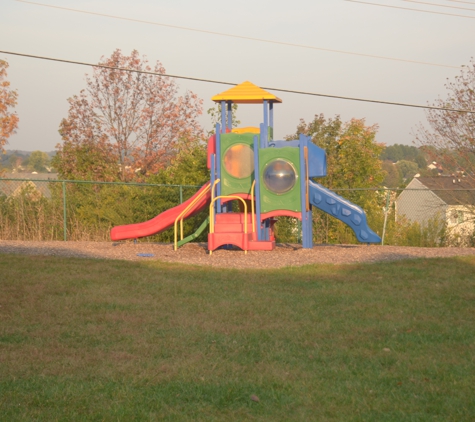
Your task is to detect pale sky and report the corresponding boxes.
[1,0,474,152]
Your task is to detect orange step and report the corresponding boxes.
[214,212,253,233]
[248,239,275,251]
[208,212,275,251]
[215,213,253,224]
[208,232,251,251]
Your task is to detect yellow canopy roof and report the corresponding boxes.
[212,81,282,104]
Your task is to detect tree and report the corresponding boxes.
[52,137,118,181]
[380,143,427,168]
[414,59,475,177]
[396,159,419,182]
[8,153,22,170]
[415,154,427,170]
[150,136,208,186]
[28,151,50,172]
[380,144,404,162]
[288,114,385,190]
[285,114,385,243]
[206,103,240,136]
[382,160,402,188]
[0,60,19,154]
[55,49,204,182]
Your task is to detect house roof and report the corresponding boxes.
[415,176,475,205]
[212,81,282,104]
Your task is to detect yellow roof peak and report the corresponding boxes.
[212,81,282,104]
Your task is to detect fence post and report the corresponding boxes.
[179,185,183,204]
[62,181,67,241]
[381,189,391,246]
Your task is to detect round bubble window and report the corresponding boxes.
[263,159,297,194]
[223,144,254,179]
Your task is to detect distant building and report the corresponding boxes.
[0,173,58,199]
[396,176,475,245]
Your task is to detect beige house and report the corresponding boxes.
[396,176,475,245]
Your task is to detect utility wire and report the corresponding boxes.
[345,0,475,18]
[449,0,475,5]
[404,0,475,11]
[14,0,460,70]
[1,49,473,114]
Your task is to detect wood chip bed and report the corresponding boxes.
[1,240,475,269]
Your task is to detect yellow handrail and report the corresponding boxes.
[211,178,220,203]
[209,195,248,254]
[208,178,221,237]
[173,184,211,251]
[250,180,256,234]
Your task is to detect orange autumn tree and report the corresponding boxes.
[0,60,19,155]
[55,49,204,181]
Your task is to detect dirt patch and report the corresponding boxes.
[1,240,475,269]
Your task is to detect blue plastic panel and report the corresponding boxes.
[307,143,326,178]
[269,140,326,178]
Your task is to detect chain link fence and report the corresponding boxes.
[0,178,202,242]
[1,178,474,246]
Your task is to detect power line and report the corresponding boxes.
[449,0,475,5]
[404,0,475,11]
[1,49,473,114]
[14,0,461,70]
[345,0,475,18]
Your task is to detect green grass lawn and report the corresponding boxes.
[0,254,474,421]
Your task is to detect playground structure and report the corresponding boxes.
[110,81,381,251]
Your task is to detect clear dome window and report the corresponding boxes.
[263,159,297,194]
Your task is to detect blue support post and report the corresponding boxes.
[253,135,262,241]
[263,100,268,146]
[307,206,313,247]
[259,123,267,149]
[227,101,232,131]
[223,101,232,213]
[210,153,216,196]
[269,102,274,141]
[220,101,226,134]
[219,101,226,212]
[299,134,313,249]
[258,123,269,240]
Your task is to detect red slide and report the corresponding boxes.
[110,182,212,241]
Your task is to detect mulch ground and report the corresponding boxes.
[1,240,475,269]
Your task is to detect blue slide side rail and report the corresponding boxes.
[308,181,381,244]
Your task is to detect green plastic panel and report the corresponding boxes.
[258,147,301,214]
[220,133,256,197]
